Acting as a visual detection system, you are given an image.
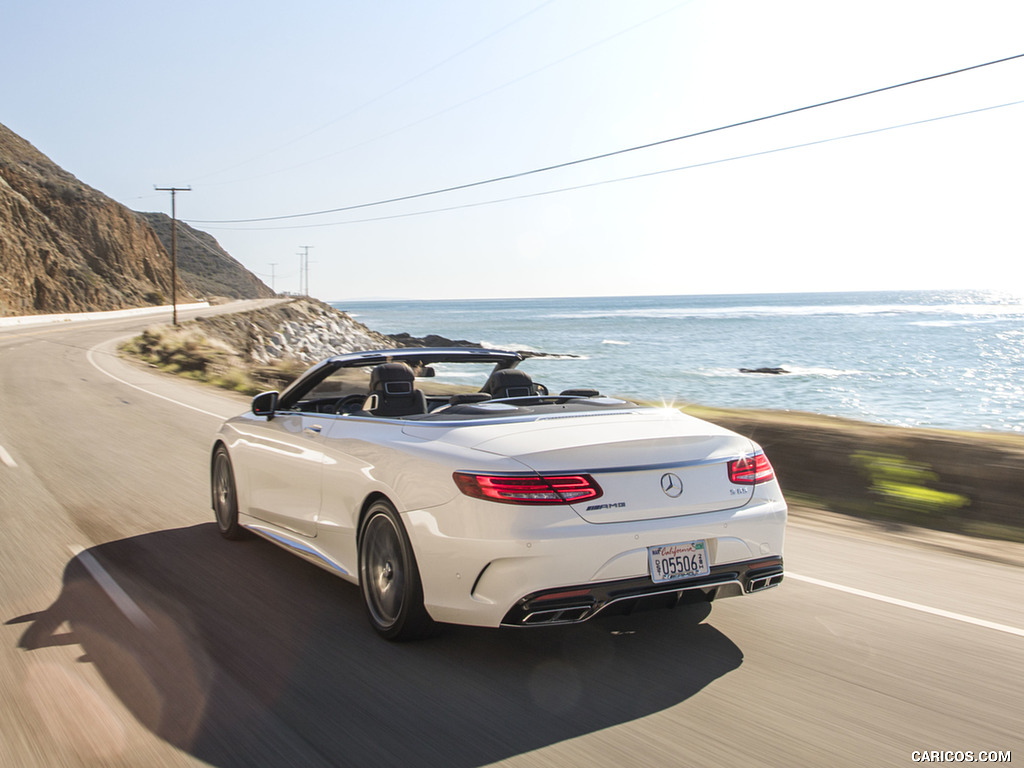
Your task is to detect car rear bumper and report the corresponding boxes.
[405,496,786,628]
[501,556,784,626]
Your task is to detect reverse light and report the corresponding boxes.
[728,454,775,485]
[453,472,603,505]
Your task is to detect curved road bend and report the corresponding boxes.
[1,303,1022,767]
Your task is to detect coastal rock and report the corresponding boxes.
[390,332,483,349]
[186,298,575,366]
[191,298,394,365]
[389,331,573,359]
[740,367,790,375]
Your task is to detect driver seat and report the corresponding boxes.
[364,363,427,417]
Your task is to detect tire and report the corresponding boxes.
[212,445,245,540]
[358,499,436,641]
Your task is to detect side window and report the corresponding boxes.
[306,367,373,400]
[287,366,374,413]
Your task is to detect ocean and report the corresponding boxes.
[331,290,1024,434]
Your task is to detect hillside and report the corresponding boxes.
[135,211,274,301]
[0,121,189,315]
[0,121,272,316]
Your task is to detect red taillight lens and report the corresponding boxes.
[728,454,775,484]
[453,472,603,505]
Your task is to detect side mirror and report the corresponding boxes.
[252,391,279,418]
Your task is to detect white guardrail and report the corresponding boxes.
[0,302,211,329]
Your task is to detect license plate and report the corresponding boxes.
[648,540,710,583]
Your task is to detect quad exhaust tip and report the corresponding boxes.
[504,560,785,626]
[748,572,784,592]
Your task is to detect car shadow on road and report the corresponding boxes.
[9,524,743,768]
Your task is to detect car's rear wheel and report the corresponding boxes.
[358,499,436,641]
[212,445,245,540]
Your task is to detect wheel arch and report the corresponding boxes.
[357,491,395,550]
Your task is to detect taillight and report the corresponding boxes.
[453,472,603,504]
[728,454,775,484]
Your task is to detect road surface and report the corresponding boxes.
[1,303,1021,767]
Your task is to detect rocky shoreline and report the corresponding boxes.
[189,298,395,365]
[188,297,566,364]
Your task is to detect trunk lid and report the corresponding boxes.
[462,409,756,523]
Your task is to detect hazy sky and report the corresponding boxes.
[3,1,1023,300]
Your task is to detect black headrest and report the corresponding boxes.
[370,362,415,395]
[482,369,535,398]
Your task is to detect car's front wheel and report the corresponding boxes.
[358,499,436,641]
[212,445,245,540]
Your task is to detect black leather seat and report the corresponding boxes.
[480,369,542,399]
[364,363,426,417]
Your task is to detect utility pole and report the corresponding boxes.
[298,245,313,296]
[268,262,277,294]
[154,185,191,325]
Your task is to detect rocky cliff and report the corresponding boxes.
[0,121,274,316]
[0,121,190,315]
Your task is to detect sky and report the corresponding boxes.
[3,0,1023,301]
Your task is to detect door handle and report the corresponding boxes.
[305,424,323,435]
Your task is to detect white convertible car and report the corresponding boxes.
[211,348,786,640]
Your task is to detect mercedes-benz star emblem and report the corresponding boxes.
[660,472,683,498]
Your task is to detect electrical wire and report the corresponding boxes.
[187,52,1024,226]
[199,98,1024,232]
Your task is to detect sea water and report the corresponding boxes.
[332,290,1024,433]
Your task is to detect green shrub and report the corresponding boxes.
[852,451,969,521]
[210,368,259,395]
[123,325,237,376]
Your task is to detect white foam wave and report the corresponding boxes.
[546,302,1024,322]
[480,340,540,353]
[909,318,1004,327]
[783,365,863,377]
[601,339,630,345]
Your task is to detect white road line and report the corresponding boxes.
[69,545,157,633]
[0,443,16,468]
[86,342,225,420]
[788,572,1024,638]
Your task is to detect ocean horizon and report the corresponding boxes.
[331,289,1024,434]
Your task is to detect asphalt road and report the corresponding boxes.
[1,304,1022,767]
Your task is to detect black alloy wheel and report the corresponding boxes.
[212,445,245,540]
[358,499,436,641]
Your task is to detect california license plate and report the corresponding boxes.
[648,540,710,583]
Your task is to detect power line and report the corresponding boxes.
[200,97,1024,232]
[188,52,1024,226]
